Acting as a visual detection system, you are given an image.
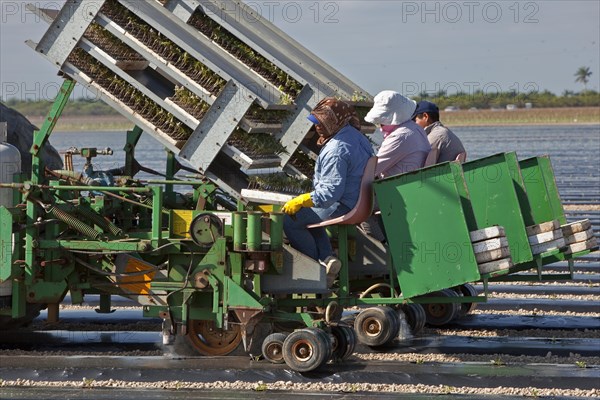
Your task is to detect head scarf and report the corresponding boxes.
[310,97,361,146]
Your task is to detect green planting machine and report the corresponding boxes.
[0,0,597,372]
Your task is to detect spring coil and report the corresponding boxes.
[58,202,123,238]
[76,206,123,237]
[48,205,102,240]
[140,196,170,214]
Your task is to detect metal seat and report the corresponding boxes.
[307,156,378,228]
[425,149,467,166]
[306,156,378,293]
[456,152,467,163]
[423,148,439,167]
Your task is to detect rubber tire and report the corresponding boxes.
[383,306,401,340]
[341,312,358,327]
[261,332,288,364]
[422,289,461,327]
[455,283,478,317]
[395,308,413,341]
[354,306,399,347]
[185,319,243,356]
[331,324,356,361]
[307,327,333,362]
[401,303,426,334]
[0,303,46,331]
[282,328,330,372]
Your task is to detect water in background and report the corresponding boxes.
[49,125,599,202]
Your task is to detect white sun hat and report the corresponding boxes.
[364,90,417,125]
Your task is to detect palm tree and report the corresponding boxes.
[574,67,592,91]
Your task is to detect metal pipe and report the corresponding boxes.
[144,180,207,185]
[246,212,262,252]
[269,212,283,250]
[232,212,246,251]
[50,186,152,192]
[47,169,96,186]
[0,183,152,194]
[101,191,154,211]
[47,303,59,323]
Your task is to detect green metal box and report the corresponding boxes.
[374,162,481,298]
[518,156,567,225]
[462,152,533,265]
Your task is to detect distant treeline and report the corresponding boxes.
[2,98,120,117]
[414,90,599,110]
[2,90,599,117]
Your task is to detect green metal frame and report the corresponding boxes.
[3,76,593,336]
[462,153,533,266]
[502,155,597,279]
[374,162,481,299]
[22,80,75,310]
[519,156,566,225]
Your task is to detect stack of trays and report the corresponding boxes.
[526,220,566,255]
[470,226,512,274]
[561,219,598,254]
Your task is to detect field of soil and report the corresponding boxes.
[27,114,131,132]
[443,106,600,126]
[25,107,600,132]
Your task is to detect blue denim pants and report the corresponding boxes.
[283,202,350,262]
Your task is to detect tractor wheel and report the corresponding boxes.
[186,319,242,356]
[354,306,399,347]
[331,324,356,361]
[455,283,479,317]
[261,332,288,364]
[282,328,330,372]
[422,289,461,326]
[401,303,426,334]
[0,303,46,330]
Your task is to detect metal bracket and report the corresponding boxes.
[118,0,283,106]
[179,80,254,171]
[276,85,320,166]
[35,0,106,67]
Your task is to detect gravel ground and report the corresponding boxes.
[485,281,598,287]
[353,351,600,366]
[1,378,598,397]
[470,308,600,317]
[486,293,600,300]
[424,327,599,339]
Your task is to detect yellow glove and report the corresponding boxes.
[281,193,314,215]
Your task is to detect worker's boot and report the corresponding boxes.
[322,256,341,288]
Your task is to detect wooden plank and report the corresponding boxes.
[472,237,509,254]
[478,257,512,274]
[531,237,566,255]
[528,229,563,245]
[565,237,599,255]
[469,226,505,243]
[525,219,560,236]
[565,229,594,245]
[475,246,510,264]
[561,219,592,236]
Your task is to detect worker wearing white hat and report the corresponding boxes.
[365,90,431,178]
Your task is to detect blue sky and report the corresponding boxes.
[1,0,599,101]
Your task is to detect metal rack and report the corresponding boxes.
[27,0,374,201]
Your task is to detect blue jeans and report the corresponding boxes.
[283,202,350,262]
